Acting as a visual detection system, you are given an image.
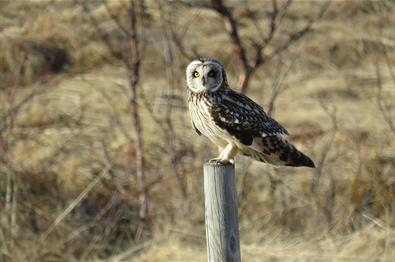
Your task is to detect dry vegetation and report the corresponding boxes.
[1,0,395,261]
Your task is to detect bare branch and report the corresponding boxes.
[266,55,296,116]
[168,12,203,60]
[128,0,148,219]
[157,0,188,197]
[310,98,338,193]
[41,166,111,241]
[81,1,129,66]
[209,0,330,93]
[249,0,292,71]
[209,0,251,92]
[267,0,330,61]
[375,62,395,134]
[264,0,292,45]
[103,0,130,36]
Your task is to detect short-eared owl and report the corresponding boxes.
[186,58,315,168]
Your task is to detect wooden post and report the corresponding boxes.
[204,162,241,262]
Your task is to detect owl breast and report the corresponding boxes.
[188,94,230,148]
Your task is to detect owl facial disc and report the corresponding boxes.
[186,59,224,93]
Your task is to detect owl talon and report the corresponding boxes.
[208,158,234,165]
[208,158,220,164]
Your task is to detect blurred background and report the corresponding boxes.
[0,0,394,261]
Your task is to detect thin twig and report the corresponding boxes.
[375,62,395,134]
[41,166,111,241]
[128,0,148,219]
[103,0,130,36]
[267,0,330,61]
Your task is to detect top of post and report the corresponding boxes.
[204,161,234,168]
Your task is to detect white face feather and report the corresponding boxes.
[186,60,224,93]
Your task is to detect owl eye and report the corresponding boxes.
[193,71,200,78]
[208,71,216,77]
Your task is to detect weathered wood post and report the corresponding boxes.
[204,162,241,262]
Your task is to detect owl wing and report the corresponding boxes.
[211,91,315,167]
[210,91,289,146]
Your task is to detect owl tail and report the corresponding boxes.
[244,136,315,168]
[279,141,315,168]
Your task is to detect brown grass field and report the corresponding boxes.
[0,0,395,261]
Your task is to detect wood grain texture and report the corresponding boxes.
[204,162,241,262]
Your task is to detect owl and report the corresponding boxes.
[186,58,315,168]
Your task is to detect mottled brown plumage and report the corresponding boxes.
[186,58,314,168]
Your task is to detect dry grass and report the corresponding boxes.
[0,1,394,261]
[133,225,395,262]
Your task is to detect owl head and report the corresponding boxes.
[186,59,226,93]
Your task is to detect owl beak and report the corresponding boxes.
[202,76,207,86]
